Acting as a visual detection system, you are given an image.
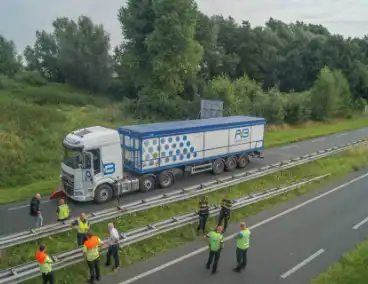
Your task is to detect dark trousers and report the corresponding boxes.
[206,250,221,272]
[196,215,208,233]
[217,211,230,232]
[77,233,88,246]
[87,258,100,282]
[106,244,120,268]
[236,248,248,270]
[41,272,54,284]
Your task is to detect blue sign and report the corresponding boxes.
[84,170,92,182]
[103,162,116,175]
[235,128,249,140]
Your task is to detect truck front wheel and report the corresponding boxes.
[139,175,156,193]
[95,184,113,203]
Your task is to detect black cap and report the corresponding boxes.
[39,244,46,251]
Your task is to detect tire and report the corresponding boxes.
[158,171,174,188]
[212,159,225,175]
[94,184,113,203]
[225,156,237,171]
[139,175,156,193]
[237,154,250,169]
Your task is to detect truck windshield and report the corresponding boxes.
[63,148,82,169]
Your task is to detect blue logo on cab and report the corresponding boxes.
[103,162,116,175]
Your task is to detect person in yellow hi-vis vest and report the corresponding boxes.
[233,222,251,272]
[83,231,104,284]
[205,226,224,274]
[71,213,90,247]
[35,244,54,284]
[56,198,70,224]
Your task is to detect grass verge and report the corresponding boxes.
[1,116,368,204]
[1,145,367,283]
[309,238,368,284]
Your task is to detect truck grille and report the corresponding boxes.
[61,170,74,196]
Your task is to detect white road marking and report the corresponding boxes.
[117,172,368,284]
[311,138,325,143]
[8,200,52,211]
[337,133,348,136]
[352,216,368,230]
[280,249,325,279]
[280,145,298,150]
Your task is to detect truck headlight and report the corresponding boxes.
[74,191,83,196]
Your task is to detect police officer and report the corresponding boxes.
[205,226,224,274]
[196,196,209,235]
[233,222,251,272]
[217,195,232,233]
[35,244,54,284]
[56,198,70,224]
[83,231,104,284]
[71,213,90,247]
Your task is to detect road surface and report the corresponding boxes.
[99,169,368,284]
[0,127,367,235]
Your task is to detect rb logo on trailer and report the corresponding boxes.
[235,128,249,141]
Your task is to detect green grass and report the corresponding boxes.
[309,238,368,284]
[3,145,368,283]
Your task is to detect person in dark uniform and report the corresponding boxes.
[205,226,224,274]
[197,196,209,235]
[217,195,232,233]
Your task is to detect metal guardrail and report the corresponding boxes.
[0,174,330,284]
[0,138,367,251]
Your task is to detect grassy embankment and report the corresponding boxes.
[310,238,368,284]
[1,82,368,205]
[0,145,365,283]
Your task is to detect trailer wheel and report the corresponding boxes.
[225,156,237,171]
[212,159,225,175]
[237,154,250,169]
[158,171,174,188]
[139,175,156,193]
[95,184,113,204]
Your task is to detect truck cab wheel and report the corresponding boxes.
[139,175,156,192]
[95,184,113,203]
[158,171,174,188]
[212,159,225,175]
[237,154,250,168]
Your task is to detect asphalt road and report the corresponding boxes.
[98,169,368,284]
[0,127,368,235]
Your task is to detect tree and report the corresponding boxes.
[24,16,112,92]
[0,35,22,77]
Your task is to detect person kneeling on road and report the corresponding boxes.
[83,230,104,284]
[205,226,224,274]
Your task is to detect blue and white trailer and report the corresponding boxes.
[60,116,265,203]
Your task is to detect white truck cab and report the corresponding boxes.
[61,126,138,203]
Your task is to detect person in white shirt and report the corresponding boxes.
[105,223,120,270]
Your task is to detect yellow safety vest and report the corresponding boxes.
[57,204,70,220]
[83,236,102,261]
[237,229,251,249]
[36,252,53,274]
[208,231,224,251]
[78,219,89,234]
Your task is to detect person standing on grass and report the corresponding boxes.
[71,213,90,247]
[36,244,54,284]
[217,194,232,234]
[30,193,43,232]
[105,223,120,271]
[83,230,104,284]
[197,196,209,235]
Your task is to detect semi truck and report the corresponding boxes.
[58,115,265,203]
